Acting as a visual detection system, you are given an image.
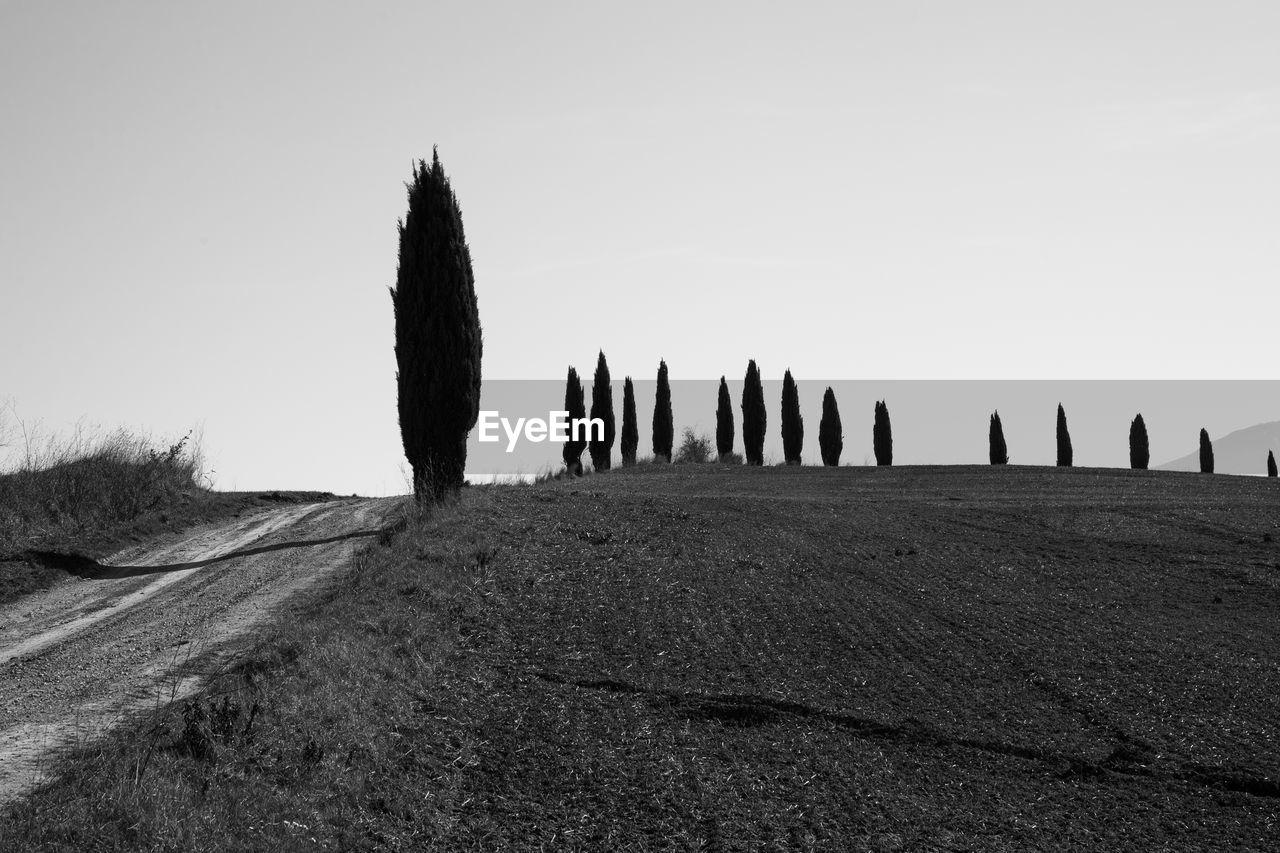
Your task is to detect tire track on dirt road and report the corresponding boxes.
[0,496,401,805]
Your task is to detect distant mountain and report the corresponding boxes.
[1156,420,1280,476]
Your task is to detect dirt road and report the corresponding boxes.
[0,496,399,803]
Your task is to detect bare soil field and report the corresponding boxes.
[3,465,1279,850]
[424,465,1280,850]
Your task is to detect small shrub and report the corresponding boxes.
[674,428,712,464]
[179,695,258,762]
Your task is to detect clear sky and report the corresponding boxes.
[3,2,1279,494]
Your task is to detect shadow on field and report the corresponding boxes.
[534,670,1280,801]
[23,529,383,580]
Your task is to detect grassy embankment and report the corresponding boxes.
[0,428,333,606]
[4,464,1280,850]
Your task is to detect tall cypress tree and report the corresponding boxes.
[391,149,483,502]
[989,411,1009,465]
[873,400,893,466]
[562,366,586,475]
[620,377,638,466]
[1199,428,1214,474]
[781,369,803,465]
[741,360,766,466]
[818,387,842,466]
[715,376,734,461]
[1268,450,1277,478]
[588,350,615,471]
[1129,414,1149,470]
[1056,403,1073,467]
[652,359,673,462]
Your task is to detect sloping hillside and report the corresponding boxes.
[1158,420,1280,476]
[5,465,1280,850]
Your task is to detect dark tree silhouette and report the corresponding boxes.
[1268,450,1277,478]
[715,376,734,461]
[562,366,586,475]
[391,148,482,502]
[818,387,843,466]
[620,377,638,466]
[588,350,615,471]
[652,360,673,462]
[1199,428,1214,474]
[989,411,1009,465]
[1056,403,1073,467]
[741,360,766,465]
[1129,414,1149,470]
[781,369,803,465]
[873,400,893,466]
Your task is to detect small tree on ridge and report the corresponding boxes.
[873,400,892,466]
[715,377,734,461]
[1130,414,1149,470]
[1056,403,1073,467]
[588,351,615,471]
[741,360,766,465]
[818,387,842,466]
[620,377,638,466]
[1268,450,1277,478]
[562,366,586,475]
[1199,428,1214,474]
[781,369,803,465]
[652,360,673,462]
[989,411,1009,465]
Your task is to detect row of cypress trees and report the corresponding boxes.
[1009,409,1274,475]
[564,359,1276,476]
[560,357,894,471]
[389,151,1277,500]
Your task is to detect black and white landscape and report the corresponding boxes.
[4,2,1280,850]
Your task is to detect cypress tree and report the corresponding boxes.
[1129,414,1149,470]
[741,360,766,465]
[391,148,482,502]
[715,376,734,461]
[620,377,638,466]
[562,366,586,475]
[652,360,673,462]
[588,350,615,471]
[781,369,803,465]
[1268,450,1277,478]
[1199,428,1214,474]
[989,411,1009,464]
[873,400,893,466]
[818,387,843,466]
[1056,403,1073,467]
